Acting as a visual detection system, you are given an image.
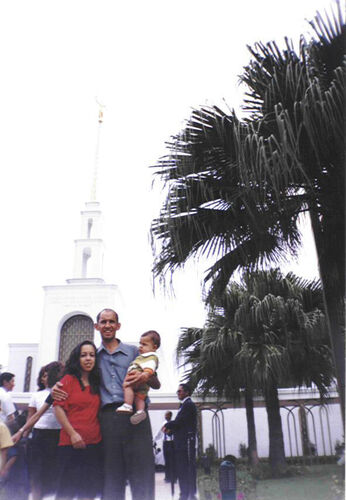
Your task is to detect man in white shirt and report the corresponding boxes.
[0,373,16,424]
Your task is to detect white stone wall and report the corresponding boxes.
[37,282,121,368]
[7,343,39,392]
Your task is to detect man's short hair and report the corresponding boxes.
[165,411,172,419]
[141,330,161,348]
[179,383,192,396]
[0,373,14,387]
[96,309,119,323]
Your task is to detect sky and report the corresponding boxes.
[0,0,340,375]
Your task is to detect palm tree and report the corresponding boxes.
[177,318,261,466]
[151,4,345,417]
[177,270,334,475]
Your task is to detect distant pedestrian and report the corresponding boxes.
[20,362,63,500]
[164,384,197,500]
[154,411,175,483]
[0,421,13,480]
[0,373,16,424]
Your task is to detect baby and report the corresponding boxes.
[116,330,160,425]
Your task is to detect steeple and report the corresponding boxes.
[67,102,106,284]
[90,99,105,202]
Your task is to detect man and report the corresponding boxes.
[54,309,159,500]
[0,373,16,424]
[154,411,175,482]
[164,384,197,500]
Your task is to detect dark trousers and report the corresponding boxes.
[174,442,196,500]
[163,440,175,481]
[100,406,155,500]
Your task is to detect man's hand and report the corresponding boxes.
[124,370,150,389]
[51,381,68,401]
[70,431,86,449]
[148,372,160,390]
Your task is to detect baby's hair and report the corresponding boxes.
[141,330,161,348]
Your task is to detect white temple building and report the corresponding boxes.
[7,108,122,394]
[7,105,173,403]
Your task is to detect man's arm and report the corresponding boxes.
[148,372,161,389]
[125,370,161,389]
[165,402,196,431]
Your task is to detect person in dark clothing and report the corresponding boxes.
[164,384,197,500]
[154,411,176,482]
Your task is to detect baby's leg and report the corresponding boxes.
[123,386,135,406]
[116,375,135,413]
[134,393,145,412]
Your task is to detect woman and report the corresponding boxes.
[54,340,103,500]
[13,362,64,444]
[14,362,64,500]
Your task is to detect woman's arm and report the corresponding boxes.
[27,406,36,421]
[54,406,86,449]
[12,404,50,444]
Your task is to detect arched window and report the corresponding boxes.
[58,315,94,363]
[24,356,33,392]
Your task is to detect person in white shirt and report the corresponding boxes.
[25,362,63,500]
[0,373,16,424]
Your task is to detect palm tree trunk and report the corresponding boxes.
[321,283,345,422]
[264,384,286,476]
[309,211,345,425]
[245,385,259,466]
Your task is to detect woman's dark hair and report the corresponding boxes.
[45,361,64,388]
[37,365,47,391]
[64,340,100,394]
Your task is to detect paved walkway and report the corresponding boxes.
[125,471,181,500]
[32,471,184,500]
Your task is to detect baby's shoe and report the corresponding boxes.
[116,403,133,414]
[130,410,147,425]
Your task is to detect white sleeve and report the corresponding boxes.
[0,393,15,417]
[28,392,37,409]
[154,422,165,442]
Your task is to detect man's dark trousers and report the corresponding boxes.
[100,406,155,500]
[163,439,175,482]
[174,436,196,500]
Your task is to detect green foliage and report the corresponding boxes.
[198,463,344,500]
[197,464,257,500]
[204,444,218,464]
[151,2,345,415]
[178,269,333,397]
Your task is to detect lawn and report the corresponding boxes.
[198,463,344,500]
[256,464,344,500]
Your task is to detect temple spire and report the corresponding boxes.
[90,98,105,202]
